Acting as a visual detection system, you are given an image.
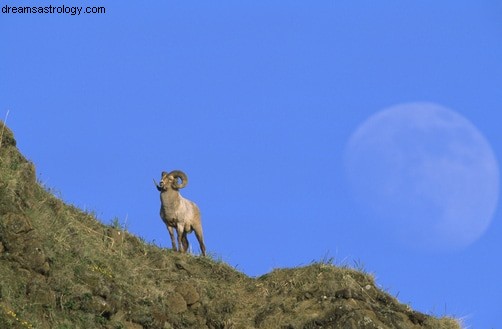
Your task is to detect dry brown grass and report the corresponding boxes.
[0,122,461,329]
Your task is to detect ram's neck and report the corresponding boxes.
[160,189,182,207]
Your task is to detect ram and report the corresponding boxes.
[153,170,206,256]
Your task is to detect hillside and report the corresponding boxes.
[0,122,460,329]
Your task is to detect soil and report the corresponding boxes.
[0,122,460,329]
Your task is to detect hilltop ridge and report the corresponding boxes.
[0,122,460,329]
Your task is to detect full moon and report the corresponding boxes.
[344,102,499,251]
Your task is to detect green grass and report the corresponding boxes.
[0,121,461,329]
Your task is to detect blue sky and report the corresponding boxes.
[2,2,502,327]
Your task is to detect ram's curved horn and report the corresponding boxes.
[169,170,188,189]
[153,178,160,189]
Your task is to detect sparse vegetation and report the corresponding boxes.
[0,121,460,329]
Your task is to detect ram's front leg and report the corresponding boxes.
[177,224,186,253]
[167,225,177,251]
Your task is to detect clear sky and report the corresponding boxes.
[2,2,501,328]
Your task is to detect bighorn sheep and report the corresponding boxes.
[153,170,206,256]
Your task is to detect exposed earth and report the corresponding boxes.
[0,122,460,329]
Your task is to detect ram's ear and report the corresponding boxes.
[153,178,161,191]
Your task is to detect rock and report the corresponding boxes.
[166,292,187,314]
[0,213,50,275]
[408,311,427,325]
[0,122,17,147]
[174,260,192,274]
[106,228,124,251]
[26,277,56,306]
[126,321,144,329]
[175,282,200,306]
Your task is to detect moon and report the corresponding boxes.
[344,102,499,251]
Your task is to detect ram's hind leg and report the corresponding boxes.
[193,224,206,256]
[181,232,189,253]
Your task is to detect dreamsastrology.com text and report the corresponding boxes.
[2,4,106,16]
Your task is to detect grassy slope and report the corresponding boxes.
[0,122,460,329]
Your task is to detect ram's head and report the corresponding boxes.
[154,170,188,191]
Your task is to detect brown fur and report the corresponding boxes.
[155,171,206,256]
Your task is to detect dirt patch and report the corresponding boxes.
[0,122,461,329]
